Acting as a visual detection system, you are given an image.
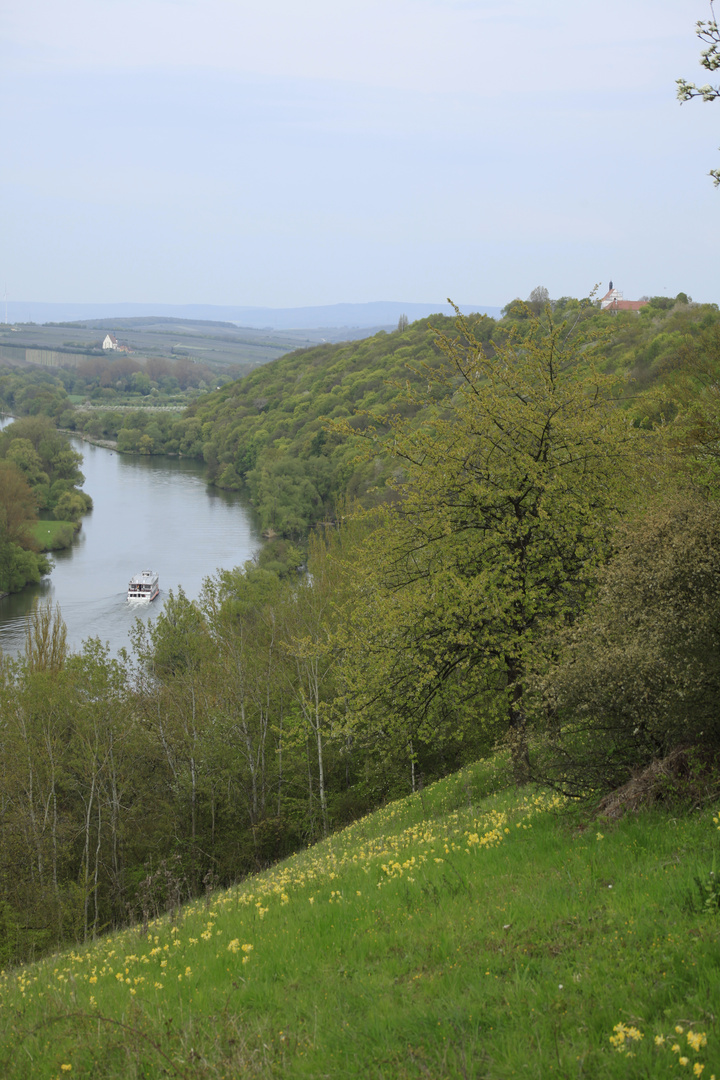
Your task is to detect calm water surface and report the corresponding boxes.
[0,418,262,657]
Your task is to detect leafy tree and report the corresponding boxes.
[0,416,89,524]
[132,588,216,883]
[677,1,720,184]
[501,298,529,320]
[0,461,50,592]
[54,491,91,524]
[342,307,639,780]
[0,544,49,593]
[131,371,152,395]
[200,566,287,832]
[24,600,68,674]
[646,295,675,312]
[276,535,343,839]
[64,638,140,939]
[0,461,38,548]
[5,440,48,488]
[526,285,551,315]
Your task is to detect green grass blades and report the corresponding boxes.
[30,520,77,551]
[1,758,719,1078]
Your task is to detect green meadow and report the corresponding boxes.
[29,520,77,552]
[2,757,718,1079]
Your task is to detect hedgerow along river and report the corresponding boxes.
[0,417,262,657]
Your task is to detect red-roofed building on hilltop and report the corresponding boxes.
[600,283,648,314]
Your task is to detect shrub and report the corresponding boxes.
[533,495,720,797]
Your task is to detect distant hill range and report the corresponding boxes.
[3,300,502,330]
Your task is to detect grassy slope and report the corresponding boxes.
[2,758,719,1079]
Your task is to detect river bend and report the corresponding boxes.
[0,420,261,657]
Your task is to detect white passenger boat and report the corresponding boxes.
[127,570,160,602]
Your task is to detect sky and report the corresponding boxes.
[0,0,718,311]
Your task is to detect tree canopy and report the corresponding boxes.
[0,458,49,594]
[340,306,639,779]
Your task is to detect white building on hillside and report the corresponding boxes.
[599,282,647,314]
[102,333,119,350]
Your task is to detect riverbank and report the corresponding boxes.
[58,428,118,451]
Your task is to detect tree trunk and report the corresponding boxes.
[506,657,530,785]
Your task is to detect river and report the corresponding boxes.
[0,418,262,657]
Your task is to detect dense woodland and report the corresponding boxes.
[1,293,720,965]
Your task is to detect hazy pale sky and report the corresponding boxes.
[0,0,717,308]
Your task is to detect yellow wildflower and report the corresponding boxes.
[610,1023,643,1052]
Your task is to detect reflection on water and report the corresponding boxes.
[0,420,262,657]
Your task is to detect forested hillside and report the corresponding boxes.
[176,293,720,533]
[2,298,720,969]
[2,295,719,539]
[181,315,486,535]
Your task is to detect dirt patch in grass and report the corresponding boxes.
[598,747,720,820]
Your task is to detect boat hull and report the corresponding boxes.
[127,587,159,603]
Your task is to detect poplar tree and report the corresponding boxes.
[344,305,640,781]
